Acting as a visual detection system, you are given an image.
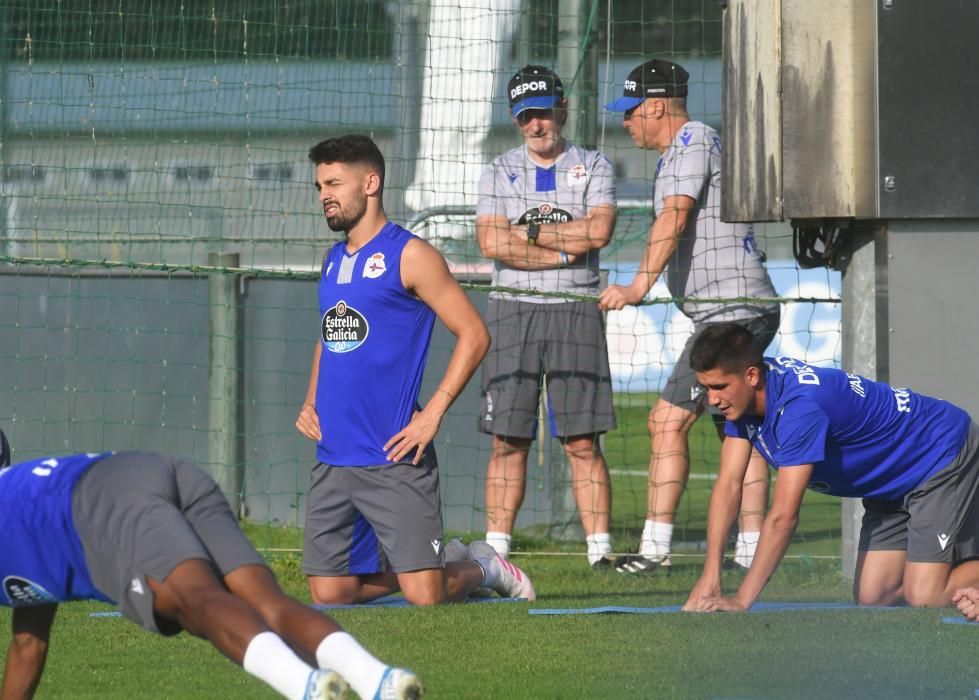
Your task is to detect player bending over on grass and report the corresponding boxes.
[0,443,422,700]
[296,135,535,605]
[681,324,979,613]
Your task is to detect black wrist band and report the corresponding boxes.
[527,221,540,245]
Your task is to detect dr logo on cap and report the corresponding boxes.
[605,58,690,112]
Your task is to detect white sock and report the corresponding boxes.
[243,631,313,700]
[485,531,512,558]
[315,631,387,700]
[586,533,612,565]
[734,531,760,568]
[639,520,673,559]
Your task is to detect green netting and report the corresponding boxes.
[0,0,842,560]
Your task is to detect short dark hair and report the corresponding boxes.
[690,322,765,374]
[308,134,385,188]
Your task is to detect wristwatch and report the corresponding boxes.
[527,221,540,245]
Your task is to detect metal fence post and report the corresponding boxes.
[208,252,244,516]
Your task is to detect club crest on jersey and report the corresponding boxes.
[567,164,589,186]
[322,300,369,353]
[363,252,386,279]
[4,576,59,607]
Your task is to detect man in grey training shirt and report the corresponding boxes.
[474,65,618,569]
[600,59,780,573]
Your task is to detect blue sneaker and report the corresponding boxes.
[303,668,350,700]
[372,667,424,700]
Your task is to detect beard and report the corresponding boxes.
[325,198,367,233]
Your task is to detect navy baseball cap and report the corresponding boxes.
[605,59,690,112]
[508,65,565,118]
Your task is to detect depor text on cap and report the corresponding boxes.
[605,59,689,112]
[508,65,565,118]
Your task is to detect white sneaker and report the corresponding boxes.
[303,668,350,700]
[468,541,536,601]
[372,667,424,700]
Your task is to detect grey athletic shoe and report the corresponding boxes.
[444,537,469,562]
[468,541,536,600]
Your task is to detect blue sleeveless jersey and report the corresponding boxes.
[725,357,971,500]
[315,222,436,466]
[0,452,114,607]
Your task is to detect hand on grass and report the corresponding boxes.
[688,596,746,613]
[384,409,441,465]
[683,575,723,612]
[295,402,321,441]
[953,587,979,621]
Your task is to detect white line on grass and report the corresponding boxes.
[609,469,716,480]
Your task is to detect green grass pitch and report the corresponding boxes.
[5,558,978,699]
[3,398,975,697]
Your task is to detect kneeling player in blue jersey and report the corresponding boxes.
[0,445,422,700]
[681,324,979,612]
[295,135,535,605]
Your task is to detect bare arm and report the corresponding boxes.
[512,204,617,255]
[384,239,491,464]
[684,436,753,610]
[731,464,811,609]
[598,195,695,310]
[697,464,812,612]
[295,341,322,442]
[477,215,573,270]
[2,605,57,700]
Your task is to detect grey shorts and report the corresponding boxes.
[479,298,616,440]
[662,312,781,418]
[303,455,445,576]
[72,452,266,635]
[859,421,979,563]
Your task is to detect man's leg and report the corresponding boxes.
[148,559,345,700]
[620,397,700,571]
[484,435,533,558]
[395,563,486,605]
[902,559,979,607]
[896,422,979,607]
[713,423,770,568]
[859,554,979,607]
[732,448,770,567]
[561,434,612,566]
[307,572,401,605]
[480,299,541,559]
[227,564,420,700]
[853,549,906,605]
[303,463,402,606]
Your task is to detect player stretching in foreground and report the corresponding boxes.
[0,442,422,700]
[681,324,979,613]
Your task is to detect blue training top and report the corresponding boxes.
[0,452,113,607]
[725,357,971,500]
[315,221,436,466]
